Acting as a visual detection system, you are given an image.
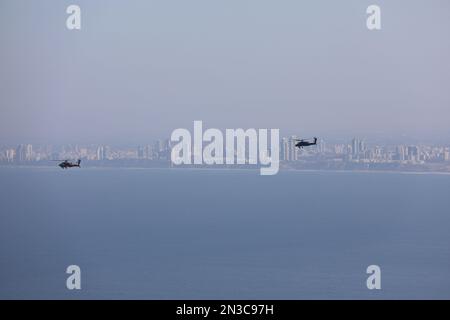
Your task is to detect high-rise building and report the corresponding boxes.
[396,145,406,161]
[352,138,359,157]
[25,144,33,161]
[290,136,298,161]
[153,140,164,159]
[15,145,23,161]
[374,146,382,159]
[281,138,290,161]
[155,140,163,152]
[443,150,449,161]
[97,146,106,161]
[334,144,345,155]
[5,149,15,162]
[144,145,154,160]
[105,146,111,160]
[359,140,366,153]
[318,139,325,154]
[137,146,145,159]
[15,144,32,161]
[407,146,419,162]
[164,139,171,152]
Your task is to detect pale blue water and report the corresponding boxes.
[0,167,449,299]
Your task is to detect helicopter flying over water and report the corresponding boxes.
[51,159,81,169]
[294,137,318,149]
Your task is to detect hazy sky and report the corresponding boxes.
[1,0,449,144]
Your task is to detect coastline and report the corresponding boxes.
[1,164,450,176]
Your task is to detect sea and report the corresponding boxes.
[0,167,449,299]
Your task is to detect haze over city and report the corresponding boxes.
[1,0,450,145]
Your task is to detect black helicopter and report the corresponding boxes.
[294,137,318,149]
[52,159,81,169]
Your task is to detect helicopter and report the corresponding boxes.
[293,137,318,149]
[51,159,81,169]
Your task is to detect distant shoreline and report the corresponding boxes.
[1,164,450,176]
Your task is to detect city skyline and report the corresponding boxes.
[2,136,449,175]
